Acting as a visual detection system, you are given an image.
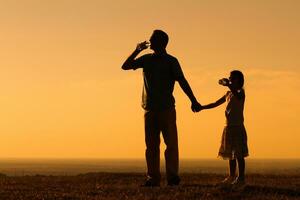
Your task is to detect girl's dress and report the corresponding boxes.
[218,90,249,159]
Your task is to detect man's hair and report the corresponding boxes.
[230,70,244,88]
[152,30,169,48]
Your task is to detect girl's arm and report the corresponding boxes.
[201,95,226,110]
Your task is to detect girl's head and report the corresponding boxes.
[229,70,244,90]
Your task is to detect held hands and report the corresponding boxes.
[136,41,150,52]
[191,101,202,112]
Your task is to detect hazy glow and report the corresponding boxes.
[0,0,299,158]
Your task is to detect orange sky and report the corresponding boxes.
[0,0,299,158]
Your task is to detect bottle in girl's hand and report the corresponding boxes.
[218,78,230,86]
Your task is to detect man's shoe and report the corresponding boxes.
[216,176,236,187]
[167,176,180,186]
[140,178,160,187]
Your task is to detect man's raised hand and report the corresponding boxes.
[136,41,150,52]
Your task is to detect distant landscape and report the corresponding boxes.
[0,158,299,176]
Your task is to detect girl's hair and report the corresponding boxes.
[230,70,244,89]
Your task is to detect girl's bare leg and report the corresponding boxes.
[229,159,237,177]
[237,158,245,180]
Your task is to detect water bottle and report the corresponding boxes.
[218,78,230,86]
[137,41,150,51]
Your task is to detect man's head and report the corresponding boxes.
[150,30,169,52]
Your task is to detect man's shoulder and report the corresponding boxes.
[166,54,178,64]
[141,53,179,64]
[165,53,178,61]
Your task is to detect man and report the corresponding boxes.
[122,30,201,186]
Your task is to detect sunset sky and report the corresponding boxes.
[0,0,299,159]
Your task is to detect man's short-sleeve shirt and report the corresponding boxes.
[132,53,184,111]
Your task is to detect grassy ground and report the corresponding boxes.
[0,173,299,200]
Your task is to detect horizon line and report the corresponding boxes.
[1,157,300,160]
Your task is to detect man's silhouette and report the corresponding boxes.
[122,30,201,186]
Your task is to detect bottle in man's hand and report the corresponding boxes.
[136,41,150,51]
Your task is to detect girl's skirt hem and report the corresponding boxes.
[218,125,249,160]
[218,153,249,160]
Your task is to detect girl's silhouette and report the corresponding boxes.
[200,70,249,188]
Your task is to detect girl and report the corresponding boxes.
[200,70,249,188]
